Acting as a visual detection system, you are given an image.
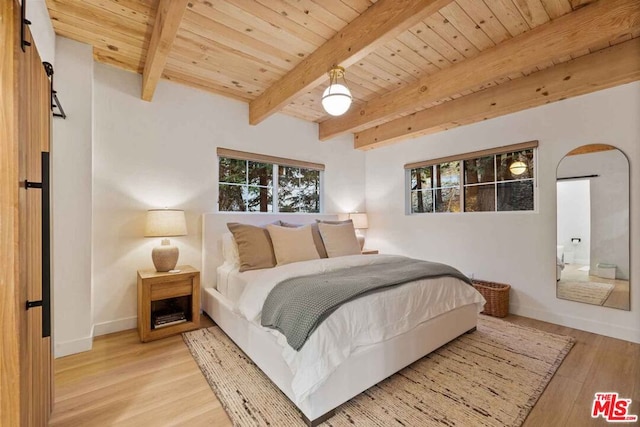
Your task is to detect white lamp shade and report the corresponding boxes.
[145,209,187,237]
[509,161,527,176]
[349,212,369,229]
[322,83,352,116]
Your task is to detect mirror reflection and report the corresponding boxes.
[556,144,630,310]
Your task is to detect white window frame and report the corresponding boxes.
[405,141,538,215]
[217,149,324,214]
[407,161,461,214]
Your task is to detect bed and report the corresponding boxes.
[201,213,485,426]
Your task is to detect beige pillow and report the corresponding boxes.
[317,222,362,258]
[267,224,320,266]
[280,221,328,258]
[226,223,276,272]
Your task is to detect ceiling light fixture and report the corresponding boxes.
[322,66,352,117]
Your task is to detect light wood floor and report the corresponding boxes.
[50,314,639,427]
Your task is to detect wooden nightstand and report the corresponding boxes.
[137,265,200,342]
[362,249,379,255]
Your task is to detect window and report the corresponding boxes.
[410,161,460,213]
[464,149,535,212]
[277,166,321,213]
[406,141,537,214]
[217,148,323,213]
[218,158,274,212]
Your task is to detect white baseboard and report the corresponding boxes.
[92,316,137,337]
[55,335,93,358]
[510,304,640,344]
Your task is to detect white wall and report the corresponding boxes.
[51,37,94,357]
[23,0,83,358]
[557,150,630,279]
[22,0,55,65]
[364,82,640,343]
[556,180,590,265]
[51,34,637,352]
[91,62,366,335]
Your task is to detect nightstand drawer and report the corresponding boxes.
[150,280,193,301]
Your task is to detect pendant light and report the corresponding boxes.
[322,66,352,116]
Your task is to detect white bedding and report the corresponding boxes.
[231,254,486,403]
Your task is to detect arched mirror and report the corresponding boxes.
[556,144,629,310]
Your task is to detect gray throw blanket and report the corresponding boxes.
[261,257,472,351]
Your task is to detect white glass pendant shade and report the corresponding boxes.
[322,66,352,116]
[322,83,352,116]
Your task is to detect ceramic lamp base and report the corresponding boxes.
[152,238,179,272]
[356,235,365,250]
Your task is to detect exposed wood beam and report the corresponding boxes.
[354,39,640,150]
[321,0,640,140]
[248,0,453,125]
[141,0,189,101]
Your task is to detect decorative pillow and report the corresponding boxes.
[267,224,320,266]
[226,223,277,272]
[221,233,240,266]
[280,221,328,258]
[317,222,362,258]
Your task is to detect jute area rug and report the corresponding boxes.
[183,316,574,427]
[557,280,614,305]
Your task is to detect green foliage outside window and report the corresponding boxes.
[219,157,320,213]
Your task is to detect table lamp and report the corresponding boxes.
[349,212,369,250]
[145,209,187,272]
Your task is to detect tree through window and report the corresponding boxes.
[407,142,537,214]
[218,149,323,213]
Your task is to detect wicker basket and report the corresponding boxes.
[472,279,511,318]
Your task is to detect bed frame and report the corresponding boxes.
[201,213,478,426]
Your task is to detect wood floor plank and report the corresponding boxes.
[522,374,582,427]
[564,335,639,426]
[50,314,638,426]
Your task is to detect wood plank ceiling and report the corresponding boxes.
[46,0,640,149]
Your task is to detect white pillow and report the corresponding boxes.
[266,224,320,266]
[317,222,361,258]
[221,233,240,267]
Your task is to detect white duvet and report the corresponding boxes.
[235,254,485,404]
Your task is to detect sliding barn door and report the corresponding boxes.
[0,0,26,424]
[0,0,54,424]
[20,24,53,425]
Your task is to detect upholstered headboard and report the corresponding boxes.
[201,213,338,289]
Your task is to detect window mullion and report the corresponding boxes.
[460,161,465,213]
[494,155,498,212]
[273,164,279,213]
[319,170,325,214]
[244,160,249,212]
